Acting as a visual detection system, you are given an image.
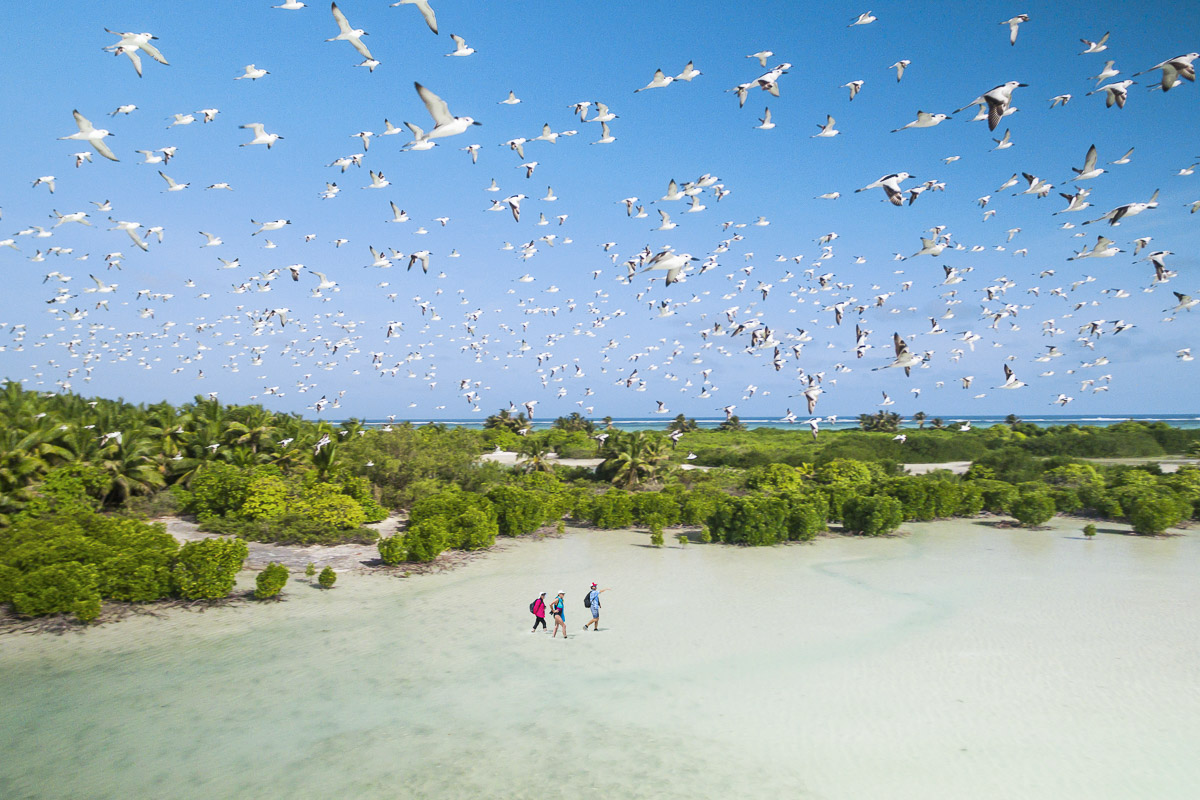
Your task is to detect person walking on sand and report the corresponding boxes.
[583,582,608,631]
[531,591,547,633]
[551,590,568,639]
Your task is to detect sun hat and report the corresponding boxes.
[540,592,546,596]
[557,590,565,595]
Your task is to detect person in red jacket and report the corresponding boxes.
[531,592,547,632]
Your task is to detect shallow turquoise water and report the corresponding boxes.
[2,519,1198,799]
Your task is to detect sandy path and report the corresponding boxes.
[156,514,403,571]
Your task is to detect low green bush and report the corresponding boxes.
[377,535,406,565]
[841,495,903,536]
[318,566,337,589]
[1009,488,1056,527]
[486,486,546,536]
[254,562,289,600]
[403,518,448,562]
[171,538,249,600]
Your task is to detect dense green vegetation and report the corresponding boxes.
[1,384,1197,623]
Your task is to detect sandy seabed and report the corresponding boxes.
[1,517,1198,800]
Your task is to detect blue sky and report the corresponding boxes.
[1,0,1197,419]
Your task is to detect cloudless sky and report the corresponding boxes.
[1,0,1197,420]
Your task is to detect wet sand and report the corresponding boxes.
[1,517,1197,799]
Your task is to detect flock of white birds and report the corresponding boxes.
[2,3,1198,421]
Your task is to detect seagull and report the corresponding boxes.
[412,82,480,141]
[498,91,521,105]
[1085,189,1158,225]
[747,51,773,67]
[59,111,118,161]
[1134,53,1198,92]
[1070,235,1121,260]
[842,80,864,100]
[1071,144,1105,180]
[240,123,283,148]
[1169,292,1199,313]
[103,29,169,77]
[812,115,839,137]
[1000,14,1029,46]
[591,121,615,144]
[407,251,430,273]
[997,363,1025,389]
[954,81,1026,130]
[676,61,701,81]
[1089,60,1119,85]
[504,194,526,222]
[446,34,474,56]
[873,332,923,375]
[393,0,438,35]
[892,110,948,132]
[635,68,674,92]
[328,3,375,63]
[158,171,188,191]
[251,219,290,236]
[1055,188,1092,214]
[855,172,915,206]
[992,128,1014,150]
[402,122,436,150]
[1049,94,1072,108]
[1079,32,1110,54]
[1087,80,1134,108]
[889,60,911,82]
[236,64,270,80]
[849,11,876,26]
[388,202,409,223]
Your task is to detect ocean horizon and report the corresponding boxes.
[343,413,1200,431]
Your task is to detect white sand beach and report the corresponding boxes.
[1,518,1197,799]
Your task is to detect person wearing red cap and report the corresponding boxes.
[583,582,608,631]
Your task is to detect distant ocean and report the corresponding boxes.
[350,414,1200,431]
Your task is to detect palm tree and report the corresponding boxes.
[1005,413,1022,428]
[484,408,528,434]
[667,413,698,433]
[601,431,669,489]
[913,411,927,429]
[716,415,748,432]
[225,406,280,455]
[518,438,556,473]
[858,411,903,433]
[96,428,165,504]
[552,412,594,433]
[930,417,946,430]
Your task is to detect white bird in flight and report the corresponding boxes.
[891,110,948,132]
[411,82,480,142]
[635,69,674,92]
[392,0,438,35]
[1000,14,1029,46]
[104,29,169,77]
[240,123,283,148]
[59,110,118,161]
[328,3,375,64]
[446,34,474,57]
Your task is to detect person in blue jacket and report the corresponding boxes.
[583,582,608,631]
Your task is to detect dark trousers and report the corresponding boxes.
[532,616,546,630]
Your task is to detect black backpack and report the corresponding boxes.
[529,599,537,614]
[583,590,595,609]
